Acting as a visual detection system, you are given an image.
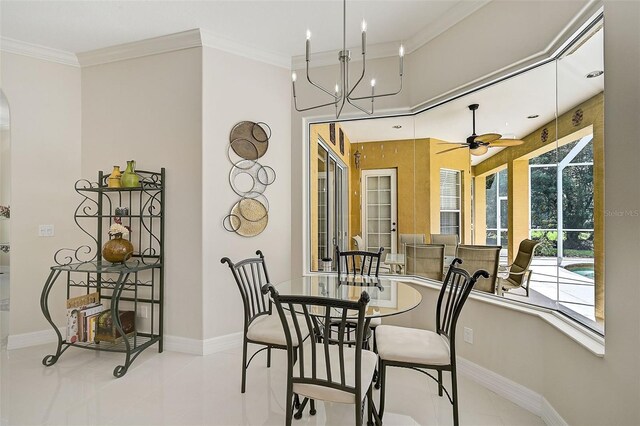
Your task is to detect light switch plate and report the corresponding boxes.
[38,225,54,237]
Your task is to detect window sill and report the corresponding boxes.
[304,272,605,357]
[386,275,605,357]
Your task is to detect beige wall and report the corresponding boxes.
[1,52,82,336]
[81,48,204,340]
[202,46,291,340]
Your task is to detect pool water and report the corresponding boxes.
[564,263,595,279]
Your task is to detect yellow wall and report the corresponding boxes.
[347,137,472,251]
[427,138,473,243]
[309,123,351,270]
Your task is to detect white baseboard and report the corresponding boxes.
[202,332,242,355]
[457,357,567,425]
[162,332,243,356]
[7,327,63,350]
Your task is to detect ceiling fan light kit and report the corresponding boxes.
[440,103,526,156]
[291,0,404,119]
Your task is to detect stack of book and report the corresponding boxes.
[66,292,106,344]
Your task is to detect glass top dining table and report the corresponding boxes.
[273,274,423,319]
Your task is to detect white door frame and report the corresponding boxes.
[361,168,398,254]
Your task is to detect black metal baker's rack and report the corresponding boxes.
[40,168,165,377]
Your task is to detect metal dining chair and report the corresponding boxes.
[262,284,381,426]
[375,258,489,426]
[336,246,384,277]
[221,250,309,393]
[456,244,501,293]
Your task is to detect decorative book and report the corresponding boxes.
[95,310,136,343]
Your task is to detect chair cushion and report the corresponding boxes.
[376,325,450,366]
[246,314,308,347]
[293,343,377,404]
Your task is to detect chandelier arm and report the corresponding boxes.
[348,77,403,101]
[346,98,373,115]
[306,62,338,99]
[293,97,340,113]
[347,53,366,98]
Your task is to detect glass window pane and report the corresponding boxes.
[564,231,594,258]
[530,230,558,257]
[498,169,508,197]
[486,231,497,246]
[486,173,497,229]
[563,165,594,229]
[500,199,508,229]
[530,166,558,229]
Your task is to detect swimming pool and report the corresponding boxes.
[564,263,595,279]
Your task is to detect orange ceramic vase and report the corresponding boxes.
[102,234,134,263]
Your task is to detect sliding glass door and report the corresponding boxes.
[317,141,348,268]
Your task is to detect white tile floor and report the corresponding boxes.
[1,342,545,426]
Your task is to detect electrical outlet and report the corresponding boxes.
[38,225,55,237]
[464,327,473,344]
[137,306,149,319]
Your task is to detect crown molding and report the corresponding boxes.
[405,0,491,54]
[291,0,491,70]
[77,29,202,67]
[200,29,290,69]
[0,37,79,67]
[291,40,402,70]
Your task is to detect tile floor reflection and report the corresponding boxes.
[1,343,544,425]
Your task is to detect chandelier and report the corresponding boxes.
[291,0,404,119]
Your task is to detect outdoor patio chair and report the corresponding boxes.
[456,244,501,293]
[498,239,540,297]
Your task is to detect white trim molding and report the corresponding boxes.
[0,38,79,67]
[200,30,290,69]
[458,357,568,426]
[162,332,243,356]
[7,327,65,350]
[77,29,202,67]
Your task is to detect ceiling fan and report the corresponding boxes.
[441,104,525,156]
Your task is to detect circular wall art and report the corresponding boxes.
[230,199,268,237]
[229,121,271,160]
[223,120,276,237]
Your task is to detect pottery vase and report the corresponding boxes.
[102,234,134,263]
[107,165,122,188]
[121,160,140,188]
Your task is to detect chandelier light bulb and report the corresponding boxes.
[370,79,376,87]
[292,72,297,82]
[335,84,340,94]
[399,45,405,57]
[361,20,367,32]
[306,29,311,40]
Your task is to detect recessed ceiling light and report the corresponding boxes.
[527,114,539,119]
[586,70,604,78]
[392,125,402,129]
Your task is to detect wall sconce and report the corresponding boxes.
[354,150,361,169]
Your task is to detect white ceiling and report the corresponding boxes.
[0,0,487,57]
[340,28,604,165]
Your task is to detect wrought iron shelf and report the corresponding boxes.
[41,168,165,378]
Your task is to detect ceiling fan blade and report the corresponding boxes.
[489,139,525,147]
[438,146,468,155]
[474,133,502,143]
[437,142,468,146]
[470,145,489,156]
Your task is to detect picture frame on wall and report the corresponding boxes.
[329,123,336,145]
[339,129,345,155]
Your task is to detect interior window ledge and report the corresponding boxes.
[387,275,605,357]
